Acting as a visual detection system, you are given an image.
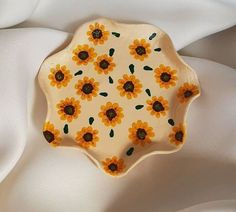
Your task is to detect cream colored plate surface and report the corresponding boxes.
[38,18,200,177]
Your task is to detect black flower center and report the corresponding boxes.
[99,59,110,69]
[106,109,117,120]
[64,105,75,115]
[82,83,94,94]
[123,81,134,92]
[55,70,64,82]
[92,29,103,39]
[83,132,93,142]
[184,90,193,98]
[136,128,147,140]
[175,131,184,142]
[43,130,55,143]
[152,101,164,112]
[135,46,146,55]
[108,163,118,171]
[78,51,89,60]
[160,72,171,82]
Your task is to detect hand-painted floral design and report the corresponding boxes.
[94,54,115,74]
[146,96,169,118]
[99,102,124,127]
[129,39,151,61]
[87,22,109,45]
[117,74,142,99]
[39,18,200,177]
[75,126,99,149]
[72,44,97,65]
[102,156,125,176]
[169,124,186,146]
[128,120,155,146]
[48,64,72,88]
[43,122,62,147]
[75,76,99,101]
[56,97,81,122]
[154,64,177,89]
[177,83,199,103]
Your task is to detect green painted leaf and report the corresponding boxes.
[168,119,175,126]
[74,70,83,76]
[143,66,153,71]
[145,88,151,97]
[108,76,113,84]
[89,117,94,125]
[99,92,108,97]
[154,48,161,52]
[149,33,157,40]
[135,105,144,110]
[126,147,134,156]
[109,48,115,56]
[63,124,69,134]
[129,64,135,74]
[112,32,120,37]
[109,129,114,138]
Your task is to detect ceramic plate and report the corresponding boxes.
[38,18,200,177]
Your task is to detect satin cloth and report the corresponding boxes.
[0,0,236,211]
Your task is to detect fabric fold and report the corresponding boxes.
[0,28,70,182]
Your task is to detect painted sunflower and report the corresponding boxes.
[102,156,125,176]
[128,120,155,146]
[72,44,97,65]
[94,54,115,74]
[98,102,124,127]
[48,64,72,88]
[117,74,142,99]
[146,96,169,118]
[43,122,62,147]
[129,39,151,61]
[87,22,109,45]
[154,64,177,89]
[75,76,99,101]
[169,124,186,146]
[75,126,99,149]
[56,97,81,122]
[177,83,199,103]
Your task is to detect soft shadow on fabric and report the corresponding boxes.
[104,154,236,212]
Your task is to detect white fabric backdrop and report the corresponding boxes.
[0,28,70,183]
[0,0,236,211]
[180,200,236,212]
[0,0,39,28]
[17,0,236,50]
